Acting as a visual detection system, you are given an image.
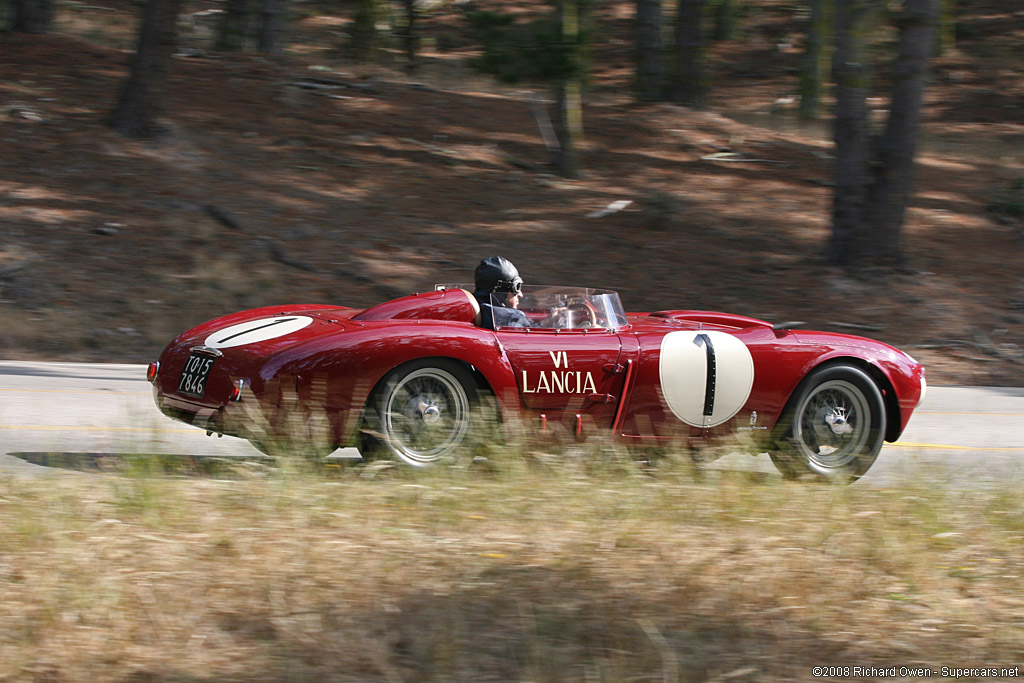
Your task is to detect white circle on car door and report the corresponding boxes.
[204,316,314,349]
[659,330,754,428]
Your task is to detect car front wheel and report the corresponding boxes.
[769,364,886,482]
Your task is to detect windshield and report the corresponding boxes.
[436,284,628,331]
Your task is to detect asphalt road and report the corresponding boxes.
[2,361,1023,487]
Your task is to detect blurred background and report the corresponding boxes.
[1,0,1022,383]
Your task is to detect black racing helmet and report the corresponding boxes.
[474,256,523,294]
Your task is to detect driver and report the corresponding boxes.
[473,256,529,329]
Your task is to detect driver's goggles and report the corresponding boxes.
[496,278,523,295]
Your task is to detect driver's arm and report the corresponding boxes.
[493,306,530,329]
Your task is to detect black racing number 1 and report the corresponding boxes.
[693,333,716,418]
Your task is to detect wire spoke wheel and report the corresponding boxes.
[770,364,886,482]
[374,362,475,467]
[792,379,870,469]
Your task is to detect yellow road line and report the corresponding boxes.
[889,441,1024,452]
[917,412,1024,417]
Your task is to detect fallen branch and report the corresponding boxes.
[0,259,35,278]
[204,205,313,272]
[204,204,247,232]
[265,240,315,272]
[399,137,463,166]
[295,76,380,93]
[700,152,786,164]
[829,321,885,332]
[502,154,537,172]
[587,200,633,219]
[291,81,343,91]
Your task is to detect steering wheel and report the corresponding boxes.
[565,297,600,329]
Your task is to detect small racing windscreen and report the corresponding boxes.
[490,286,628,331]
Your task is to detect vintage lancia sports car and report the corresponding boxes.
[148,285,926,481]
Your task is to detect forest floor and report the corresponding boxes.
[1,0,1023,385]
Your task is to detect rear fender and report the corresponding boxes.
[264,325,518,447]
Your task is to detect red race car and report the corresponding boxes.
[148,284,926,481]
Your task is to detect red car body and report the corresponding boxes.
[149,286,926,479]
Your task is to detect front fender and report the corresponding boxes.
[788,332,925,440]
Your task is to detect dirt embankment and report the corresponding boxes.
[1,1,1022,385]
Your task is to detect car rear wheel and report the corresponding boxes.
[769,364,886,482]
[362,359,483,467]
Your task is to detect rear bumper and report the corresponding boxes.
[155,388,240,438]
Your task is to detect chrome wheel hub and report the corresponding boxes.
[794,379,870,469]
[824,407,852,436]
[417,400,442,426]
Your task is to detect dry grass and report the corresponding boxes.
[2,460,1023,682]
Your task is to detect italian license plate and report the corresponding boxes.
[178,353,216,398]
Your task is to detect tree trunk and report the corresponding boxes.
[217,0,252,51]
[110,0,182,139]
[798,0,829,119]
[936,0,955,55]
[554,0,585,178]
[710,0,737,41]
[402,0,419,71]
[828,0,874,266]
[671,0,707,107]
[863,0,937,265]
[11,0,53,33]
[349,0,379,61]
[555,81,584,178]
[635,0,663,101]
[829,0,936,269]
[258,0,288,53]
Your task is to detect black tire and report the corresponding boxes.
[769,364,886,482]
[361,359,484,467]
